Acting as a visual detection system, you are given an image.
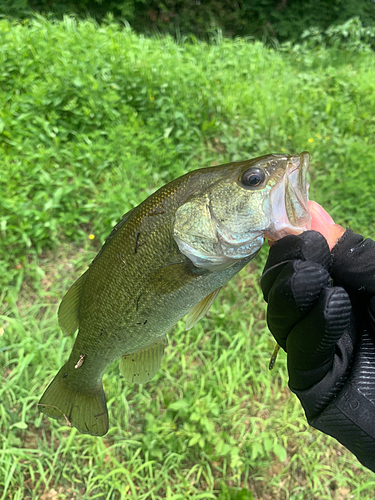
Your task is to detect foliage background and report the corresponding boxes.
[1,0,375,42]
[1,13,375,500]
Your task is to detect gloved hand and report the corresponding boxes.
[261,230,375,472]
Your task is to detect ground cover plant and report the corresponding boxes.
[1,16,375,500]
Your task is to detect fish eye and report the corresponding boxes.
[241,167,265,188]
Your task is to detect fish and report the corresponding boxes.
[38,151,311,436]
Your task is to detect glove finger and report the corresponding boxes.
[287,286,352,390]
[266,260,331,349]
[332,231,375,298]
[262,230,332,302]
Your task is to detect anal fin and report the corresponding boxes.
[185,287,221,331]
[120,337,167,384]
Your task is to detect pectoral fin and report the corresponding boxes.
[120,337,167,384]
[185,287,221,331]
[58,273,87,335]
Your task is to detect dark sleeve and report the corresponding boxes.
[294,230,375,472]
[294,330,375,472]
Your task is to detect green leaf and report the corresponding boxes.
[263,437,273,452]
[11,421,28,430]
[163,126,173,139]
[273,443,287,463]
[236,489,254,500]
[188,434,201,446]
[168,400,189,411]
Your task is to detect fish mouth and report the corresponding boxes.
[266,151,311,240]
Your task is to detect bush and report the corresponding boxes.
[1,17,375,288]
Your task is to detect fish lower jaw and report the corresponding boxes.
[174,233,263,272]
[265,202,311,241]
[265,224,308,242]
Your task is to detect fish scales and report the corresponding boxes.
[39,152,311,435]
[73,165,238,359]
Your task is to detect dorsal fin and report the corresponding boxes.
[185,287,221,331]
[58,273,86,335]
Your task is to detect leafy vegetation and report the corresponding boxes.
[1,16,375,499]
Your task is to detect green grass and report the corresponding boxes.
[1,16,375,500]
[3,249,375,499]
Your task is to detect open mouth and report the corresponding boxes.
[285,152,311,226]
[267,152,311,240]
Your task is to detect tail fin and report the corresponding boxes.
[38,365,109,436]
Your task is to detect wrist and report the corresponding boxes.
[308,385,375,472]
[290,331,355,419]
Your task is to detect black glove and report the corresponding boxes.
[261,230,375,472]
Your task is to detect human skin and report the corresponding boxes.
[308,200,346,250]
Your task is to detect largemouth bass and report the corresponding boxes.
[39,152,311,436]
